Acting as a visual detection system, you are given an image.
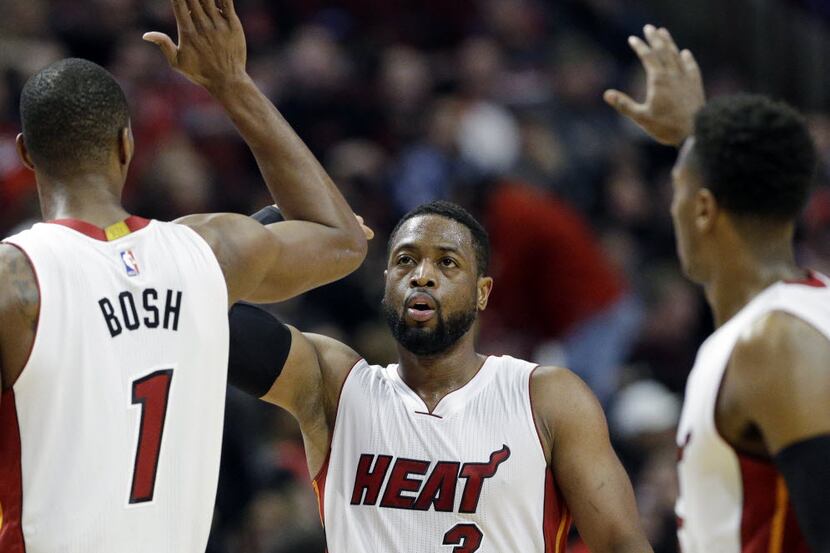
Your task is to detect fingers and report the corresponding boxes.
[355,215,374,240]
[143,32,178,66]
[199,0,222,25]
[183,0,209,30]
[603,89,645,121]
[681,48,702,80]
[170,0,194,32]
[644,25,681,73]
[628,35,660,74]
[216,0,238,22]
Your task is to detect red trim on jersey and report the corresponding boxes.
[311,357,364,527]
[2,244,41,387]
[738,454,810,553]
[48,216,150,241]
[783,270,826,288]
[543,469,571,553]
[0,391,26,553]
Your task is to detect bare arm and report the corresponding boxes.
[728,311,830,552]
[533,367,653,553]
[255,323,360,477]
[605,25,705,146]
[0,244,40,393]
[146,0,367,303]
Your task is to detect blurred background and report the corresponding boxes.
[2,0,829,551]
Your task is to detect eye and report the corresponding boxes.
[440,257,458,268]
[397,255,414,266]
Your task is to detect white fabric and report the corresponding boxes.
[4,221,228,553]
[323,355,558,553]
[676,273,830,552]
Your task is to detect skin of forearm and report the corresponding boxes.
[209,75,364,241]
[610,534,654,553]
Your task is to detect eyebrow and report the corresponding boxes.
[393,243,465,256]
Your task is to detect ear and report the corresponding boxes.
[118,126,134,167]
[476,276,494,311]
[15,134,35,171]
[694,188,718,234]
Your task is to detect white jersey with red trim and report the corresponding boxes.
[676,272,830,553]
[316,355,572,553]
[0,218,229,553]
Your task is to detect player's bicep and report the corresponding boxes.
[541,369,650,553]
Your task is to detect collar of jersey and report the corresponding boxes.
[385,356,498,419]
[48,216,151,241]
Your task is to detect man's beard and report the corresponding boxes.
[382,300,477,357]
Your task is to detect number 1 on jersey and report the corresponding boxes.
[129,369,174,504]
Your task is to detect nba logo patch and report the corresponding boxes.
[120,250,140,277]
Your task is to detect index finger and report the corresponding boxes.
[171,0,195,31]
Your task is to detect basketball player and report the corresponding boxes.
[228,201,653,553]
[605,25,830,552]
[0,1,367,551]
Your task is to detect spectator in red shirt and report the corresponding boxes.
[484,179,643,404]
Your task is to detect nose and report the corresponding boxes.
[409,260,436,288]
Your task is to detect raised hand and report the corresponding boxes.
[143,0,247,93]
[604,25,705,146]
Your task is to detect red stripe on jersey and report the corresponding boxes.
[738,454,810,553]
[48,216,150,241]
[0,390,26,553]
[543,468,571,553]
[783,270,826,288]
[312,449,331,526]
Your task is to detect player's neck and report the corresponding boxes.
[705,240,801,328]
[396,333,486,412]
[38,174,129,227]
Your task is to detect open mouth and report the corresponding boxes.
[406,293,437,322]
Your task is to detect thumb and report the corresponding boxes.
[142,32,177,66]
[603,89,644,121]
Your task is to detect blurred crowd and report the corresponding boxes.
[2,1,829,552]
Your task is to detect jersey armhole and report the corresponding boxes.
[527,365,550,466]
[311,358,365,528]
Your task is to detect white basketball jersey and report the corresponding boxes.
[0,217,229,553]
[676,272,830,553]
[316,355,572,553]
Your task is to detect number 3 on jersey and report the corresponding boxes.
[129,369,174,504]
[443,523,483,552]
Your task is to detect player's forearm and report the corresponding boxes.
[210,76,366,257]
[609,535,654,553]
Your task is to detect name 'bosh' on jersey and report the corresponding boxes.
[0,218,228,553]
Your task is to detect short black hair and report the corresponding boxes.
[692,94,817,221]
[389,200,490,276]
[20,58,129,175]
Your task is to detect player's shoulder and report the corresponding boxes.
[731,309,830,389]
[0,243,39,308]
[530,365,599,408]
[528,365,607,457]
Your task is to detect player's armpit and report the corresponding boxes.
[533,367,653,553]
[178,212,366,305]
[775,436,830,553]
[728,310,830,454]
